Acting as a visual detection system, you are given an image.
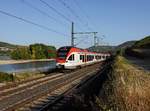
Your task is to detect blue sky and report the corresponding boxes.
[0,0,150,48]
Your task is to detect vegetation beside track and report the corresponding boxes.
[12,72,45,81]
[0,72,14,82]
[0,72,45,83]
[97,56,150,111]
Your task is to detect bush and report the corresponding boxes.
[0,72,13,82]
[10,44,56,60]
[30,44,56,59]
[11,47,31,60]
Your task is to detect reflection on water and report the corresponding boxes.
[0,60,56,73]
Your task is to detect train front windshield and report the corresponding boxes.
[57,47,71,59]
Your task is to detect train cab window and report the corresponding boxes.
[68,54,74,61]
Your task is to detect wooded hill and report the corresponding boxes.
[132,36,150,49]
[88,45,116,52]
[125,36,150,59]
[117,41,136,49]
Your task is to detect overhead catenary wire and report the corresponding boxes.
[74,0,103,46]
[57,0,82,21]
[21,0,68,27]
[39,0,84,31]
[0,9,68,37]
[57,0,92,31]
[75,35,90,46]
[56,0,98,46]
[39,0,72,23]
[73,0,95,31]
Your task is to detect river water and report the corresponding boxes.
[0,60,56,74]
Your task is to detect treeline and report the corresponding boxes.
[11,44,56,60]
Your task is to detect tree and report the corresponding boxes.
[11,47,31,60]
[11,44,56,60]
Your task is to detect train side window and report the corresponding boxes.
[100,56,102,59]
[102,56,105,59]
[80,55,82,60]
[80,55,85,62]
[68,54,74,61]
[83,55,85,62]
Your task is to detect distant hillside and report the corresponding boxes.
[88,45,116,52]
[0,42,21,56]
[125,36,150,59]
[88,41,137,53]
[132,36,150,48]
[117,41,136,49]
[0,41,19,48]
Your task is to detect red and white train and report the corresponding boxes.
[56,46,111,69]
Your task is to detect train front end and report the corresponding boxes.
[56,46,71,69]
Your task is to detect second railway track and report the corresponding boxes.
[0,62,104,111]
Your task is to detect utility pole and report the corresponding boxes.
[71,22,74,47]
[93,32,97,47]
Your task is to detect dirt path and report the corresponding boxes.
[126,56,150,71]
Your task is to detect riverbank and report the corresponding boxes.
[0,59,55,65]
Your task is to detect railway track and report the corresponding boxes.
[0,62,103,111]
[38,62,111,111]
[19,66,100,111]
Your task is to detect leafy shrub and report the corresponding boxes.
[0,72,13,82]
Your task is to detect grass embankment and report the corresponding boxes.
[97,56,150,111]
[0,72,45,83]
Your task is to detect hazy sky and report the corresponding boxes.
[0,0,150,48]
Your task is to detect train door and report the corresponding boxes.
[66,54,76,67]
